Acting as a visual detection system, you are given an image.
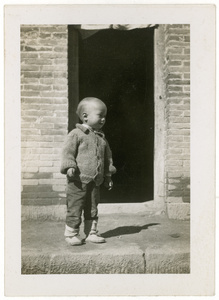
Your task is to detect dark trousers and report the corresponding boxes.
[66,180,100,229]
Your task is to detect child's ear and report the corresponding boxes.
[82,113,88,122]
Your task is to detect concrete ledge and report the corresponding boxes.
[21,214,190,274]
[21,201,166,221]
[145,246,190,273]
[22,249,145,274]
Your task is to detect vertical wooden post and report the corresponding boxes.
[154,25,166,209]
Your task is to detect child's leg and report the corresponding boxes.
[65,181,87,245]
[83,182,105,243]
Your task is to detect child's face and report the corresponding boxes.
[85,103,107,130]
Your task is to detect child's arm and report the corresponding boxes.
[60,131,78,175]
[104,140,116,190]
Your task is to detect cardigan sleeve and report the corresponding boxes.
[104,139,116,176]
[60,130,79,174]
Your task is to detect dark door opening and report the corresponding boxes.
[70,27,154,203]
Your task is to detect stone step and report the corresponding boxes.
[22,213,190,274]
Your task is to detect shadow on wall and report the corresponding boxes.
[21,182,66,206]
[167,176,190,203]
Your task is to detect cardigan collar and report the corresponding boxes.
[76,123,105,138]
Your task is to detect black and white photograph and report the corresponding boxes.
[4,4,216,297]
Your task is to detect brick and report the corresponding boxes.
[183,86,190,92]
[53,135,66,142]
[167,184,182,191]
[40,65,67,72]
[166,160,183,166]
[182,148,190,154]
[21,91,40,97]
[168,116,190,123]
[52,185,66,191]
[22,135,54,142]
[39,179,66,185]
[39,53,67,59]
[166,110,183,117]
[22,179,39,186]
[53,98,68,104]
[21,141,40,148]
[55,111,68,117]
[21,98,53,104]
[21,78,39,84]
[21,148,32,155]
[39,167,60,173]
[40,129,66,136]
[169,60,182,66]
[53,161,61,167]
[21,65,40,71]
[40,154,60,161]
[167,129,190,136]
[31,148,53,154]
[22,167,39,173]
[53,72,68,78]
[23,161,41,167]
[167,148,182,154]
[167,142,190,149]
[34,123,54,129]
[24,84,52,91]
[38,161,53,167]
[21,123,35,129]
[169,29,190,35]
[40,117,67,124]
[39,26,67,32]
[40,91,68,98]
[22,154,40,161]
[183,61,190,67]
[54,123,68,130]
[167,79,190,85]
[40,104,67,111]
[167,136,184,142]
[24,110,53,117]
[167,92,190,99]
[40,142,63,148]
[53,173,65,179]
[54,46,68,52]
[22,172,36,179]
[53,85,68,91]
[167,123,190,129]
[22,185,53,193]
[22,71,53,78]
[166,166,183,172]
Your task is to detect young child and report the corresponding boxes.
[60,97,116,246]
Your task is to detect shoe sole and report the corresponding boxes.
[85,238,106,244]
[65,238,83,246]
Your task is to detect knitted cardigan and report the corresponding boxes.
[60,124,116,186]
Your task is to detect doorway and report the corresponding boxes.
[69,27,154,203]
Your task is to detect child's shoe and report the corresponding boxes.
[65,235,83,246]
[84,220,106,243]
[64,225,83,246]
[85,232,105,243]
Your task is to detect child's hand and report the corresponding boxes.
[67,168,75,177]
[104,177,113,190]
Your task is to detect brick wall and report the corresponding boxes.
[21,25,68,205]
[163,25,190,217]
[20,24,190,220]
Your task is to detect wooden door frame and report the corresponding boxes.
[68,25,166,207]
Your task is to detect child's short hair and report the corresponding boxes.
[76,97,106,119]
